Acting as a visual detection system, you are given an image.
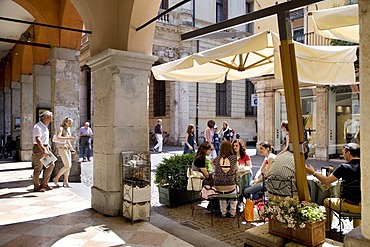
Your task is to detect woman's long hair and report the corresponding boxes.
[61,117,73,129]
[195,141,211,158]
[186,124,194,135]
[281,120,289,132]
[219,141,234,158]
[232,139,246,158]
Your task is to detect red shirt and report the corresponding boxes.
[238,154,251,166]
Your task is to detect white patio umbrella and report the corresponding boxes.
[152,31,274,83]
[152,31,357,85]
[309,4,359,43]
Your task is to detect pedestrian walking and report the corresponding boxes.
[79,122,93,161]
[52,117,76,188]
[184,124,197,154]
[153,119,163,153]
[32,111,55,192]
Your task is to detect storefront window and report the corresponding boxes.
[278,89,316,153]
[335,86,360,156]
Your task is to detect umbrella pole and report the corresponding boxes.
[277,11,310,202]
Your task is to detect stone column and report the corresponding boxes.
[33,64,51,123]
[315,87,328,160]
[49,47,81,182]
[169,81,189,146]
[87,49,157,216]
[170,81,179,146]
[255,80,275,145]
[357,0,370,242]
[11,82,21,140]
[20,75,33,161]
[178,81,190,146]
[4,86,11,138]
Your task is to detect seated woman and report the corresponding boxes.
[243,141,275,200]
[213,141,238,217]
[232,139,252,200]
[192,141,212,186]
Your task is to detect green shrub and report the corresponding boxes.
[154,153,195,190]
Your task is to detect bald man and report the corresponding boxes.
[79,122,93,161]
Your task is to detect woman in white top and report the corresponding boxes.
[243,141,276,200]
[52,117,76,188]
[253,141,276,185]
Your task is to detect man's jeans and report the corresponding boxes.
[80,136,92,159]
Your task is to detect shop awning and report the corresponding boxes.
[152,31,357,85]
[308,4,359,43]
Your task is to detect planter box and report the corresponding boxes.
[158,187,200,207]
[122,201,150,221]
[123,184,151,203]
[268,218,326,247]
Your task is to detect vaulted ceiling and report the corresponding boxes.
[0,0,34,61]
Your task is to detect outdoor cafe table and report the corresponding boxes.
[307,175,340,205]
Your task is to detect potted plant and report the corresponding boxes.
[154,153,197,207]
[263,197,326,246]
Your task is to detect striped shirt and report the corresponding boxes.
[267,151,297,196]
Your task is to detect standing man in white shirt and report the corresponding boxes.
[32,111,55,192]
[153,119,163,153]
[79,122,93,161]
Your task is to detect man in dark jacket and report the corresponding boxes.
[306,143,361,231]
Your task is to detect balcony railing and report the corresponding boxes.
[157,9,170,23]
[304,32,331,46]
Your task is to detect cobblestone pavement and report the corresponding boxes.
[79,146,354,246]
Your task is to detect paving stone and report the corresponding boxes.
[244,223,285,247]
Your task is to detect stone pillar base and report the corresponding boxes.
[91,186,121,216]
[19,150,32,161]
[50,158,81,183]
[344,226,370,247]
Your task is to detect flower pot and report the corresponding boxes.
[268,218,326,246]
[158,187,199,207]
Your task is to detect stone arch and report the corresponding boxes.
[13,0,84,64]
[70,0,162,56]
[59,0,83,49]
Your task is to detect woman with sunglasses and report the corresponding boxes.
[52,117,76,188]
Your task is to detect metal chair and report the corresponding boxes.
[329,179,361,241]
[250,174,296,222]
[263,174,296,199]
[211,171,241,227]
[187,166,204,216]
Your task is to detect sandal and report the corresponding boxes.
[63,184,72,188]
[52,178,60,188]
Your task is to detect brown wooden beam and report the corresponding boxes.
[0,37,51,48]
[181,0,324,41]
[277,11,310,202]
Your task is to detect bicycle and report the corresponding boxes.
[163,131,170,146]
[149,130,157,145]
